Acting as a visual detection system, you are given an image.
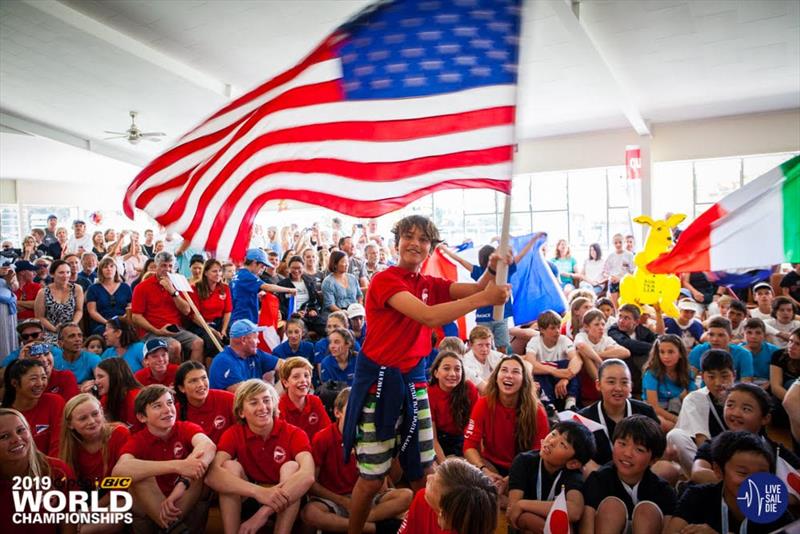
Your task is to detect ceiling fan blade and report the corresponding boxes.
[103,135,128,140]
[103,130,127,135]
[140,132,166,137]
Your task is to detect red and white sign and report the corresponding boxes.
[625,145,641,181]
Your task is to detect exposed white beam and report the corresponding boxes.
[551,0,651,136]
[22,0,232,99]
[0,111,149,167]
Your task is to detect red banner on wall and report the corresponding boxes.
[625,145,641,181]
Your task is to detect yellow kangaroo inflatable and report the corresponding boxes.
[619,214,685,318]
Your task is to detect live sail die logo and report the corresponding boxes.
[736,472,788,524]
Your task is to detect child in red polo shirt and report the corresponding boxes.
[134,338,179,387]
[19,342,79,402]
[174,360,235,444]
[205,379,315,534]
[344,215,510,534]
[302,388,412,533]
[113,384,216,530]
[278,357,331,441]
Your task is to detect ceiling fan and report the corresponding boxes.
[104,111,166,144]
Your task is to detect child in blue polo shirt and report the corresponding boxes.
[272,317,315,361]
[319,328,357,386]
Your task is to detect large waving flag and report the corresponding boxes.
[509,233,567,325]
[649,156,799,273]
[544,486,570,534]
[776,452,800,500]
[123,0,522,261]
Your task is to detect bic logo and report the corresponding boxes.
[100,477,133,490]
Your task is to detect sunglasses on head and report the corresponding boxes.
[108,316,122,329]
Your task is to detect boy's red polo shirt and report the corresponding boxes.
[278,394,331,441]
[312,422,359,495]
[185,389,235,444]
[217,418,311,485]
[362,266,452,372]
[135,364,178,388]
[119,420,203,495]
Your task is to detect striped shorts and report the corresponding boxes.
[354,381,435,480]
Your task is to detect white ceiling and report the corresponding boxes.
[1,0,799,183]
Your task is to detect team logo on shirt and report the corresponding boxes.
[213,415,226,429]
[308,413,318,426]
[34,424,48,435]
[173,442,184,458]
[737,472,788,523]
[421,289,429,303]
[273,446,287,464]
[464,419,475,439]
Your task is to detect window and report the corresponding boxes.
[0,206,20,245]
[694,158,741,204]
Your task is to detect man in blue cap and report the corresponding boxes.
[208,319,283,392]
[230,248,296,325]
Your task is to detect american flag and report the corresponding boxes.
[123,0,522,261]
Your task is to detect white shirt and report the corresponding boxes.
[583,259,604,285]
[675,387,718,439]
[750,308,772,321]
[574,331,619,353]
[292,279,309,309]
[766,318,800,348]
[66,234,93,254]
[463,349,503,387]
[603,250,634,279]
[525,335,574,363]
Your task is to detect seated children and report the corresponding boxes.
[525,310,582,410]
[113,384,216,530]
[507,421,596,533]
[595,297,617,331]
[664,298,703,349]
[667,349,735,476]
[607,305,656,397]
[462,325,504,395]
[2,359,63,455]
[428,351,478,460]
[742,317,779,388]
[580,415,676,534]
[174,361,235,444]
[575,309,630,382]
[319,328,357,386]
[94,357,142,430]
[766,296,800,347]
[667,431,794,534]
[725,299,748,343]
[314,311,360,365]
[279,356,331,441]
[750,281,775,320]
[641,334,697,432]
[206,379,314,534]
[347,303,367,346]
[464,354,550,500]
[271,317,315,361]
[59,393,130,492]
[301,388,412,533]
[691,382,800,486]
[399,458,498,534]
[564,297,593,340]
[770,327,800,402]
[134,338,179,387]
[688,317,753,381]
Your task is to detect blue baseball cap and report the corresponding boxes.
[229,319,266,339]
[29,343,51,356]
[145,338,169,356]
[245,248,271,266]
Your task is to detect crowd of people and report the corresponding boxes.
[0,212,799,534]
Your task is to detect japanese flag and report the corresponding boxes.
[776,452,800,500]
[544,487,570,534]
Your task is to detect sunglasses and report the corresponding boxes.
[20,331,42,341]
[108,316,122,329]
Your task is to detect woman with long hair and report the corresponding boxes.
[428,351,478,461]
[100,316,145,373]
[553,239,578,289]
[2,359,64,455]
[122,235,148,285]
[59,393,129,492]
[188,259,232,360]
[129,258,155,292]
[91,231,107,260]
[93,358,142,431]
[85,257,132,335]
[321,250,362,312]
[642,334,696,432]
[582,243,607,294]
[19,234,43,262]
[463,354,549,501]
[0,408,75,534]
[174,361,234,444]
[566,296,593,340]
[278,255,326,338]
[276,249,295,278]
[34,259,83,342]
[301,247,324,293]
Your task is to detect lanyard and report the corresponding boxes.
[721,496,747,534]
[597,400,632,443]
[619,479,639,507]
[708,393,726,433]
[536,458,563,501]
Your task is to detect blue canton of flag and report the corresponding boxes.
[338,0,521,99]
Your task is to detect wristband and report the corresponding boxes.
[171,290,179,297]
[175,476,190,489]
[487,266,497,276]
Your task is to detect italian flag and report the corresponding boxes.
[649,155,800,273]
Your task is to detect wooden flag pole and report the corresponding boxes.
[181,291,224,353]
[493,193,512,321]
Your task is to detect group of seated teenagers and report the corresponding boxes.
[2,231,800,534]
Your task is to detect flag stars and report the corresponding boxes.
[420,59,444,70]
[470,9,495,21]
[401,47,425,58]
[470,66,492,76]
[367,49,390,61]
[342,52,357,64]
[435,13,460,24]
[454,55,478,66]
[353,37,372,48]
[488,21,512,33]
[400,17,424,28]
[418,30,442,41]
[370,78,392,90]
[453,26,478,37]
[502,63,517,73]
[438,72,462,83]
[385,62,408,73]
[384,33,405,44]
[353,65,375,77]
[419,1,442,11]
[486,50,509,60]
[403,75,427,87]
[470,38,493,49]
[437,43,461,54]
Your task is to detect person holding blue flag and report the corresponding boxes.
[439,233,541,354]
